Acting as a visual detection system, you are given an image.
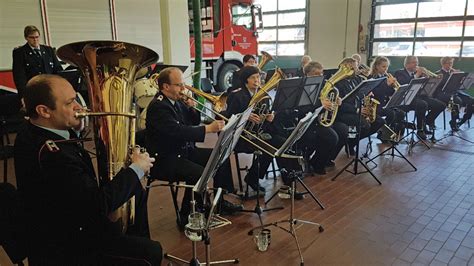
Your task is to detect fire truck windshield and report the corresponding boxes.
[232,4,253,30]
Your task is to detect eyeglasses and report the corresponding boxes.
[27,35,40,39]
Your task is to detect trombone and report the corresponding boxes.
[179,89,291,158]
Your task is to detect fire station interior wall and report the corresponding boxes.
[0,0,44,70]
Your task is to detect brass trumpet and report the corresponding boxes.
[418,67,438,78]
[386,73,401,91]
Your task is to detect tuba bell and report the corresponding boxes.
[249,67,285,107]
[257,51,274,70]
[57,41,159,233]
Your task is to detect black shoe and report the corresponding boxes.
[417,130,427,140]
[219,199,243,215]
[325,160,335,168]
[244,176,266,192]
[449,120,460,132]
[423,126,433,135]
[313,166,327,175]
[404,122,416,130]
[278,186,304,200]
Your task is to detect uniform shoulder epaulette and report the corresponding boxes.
[232,88,242,93]
[13,46,21,50]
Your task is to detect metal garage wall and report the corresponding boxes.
[0,0,43,70]
[115,0,163,59]
[47,0,112,49]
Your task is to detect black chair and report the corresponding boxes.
[0,182,27,265]
[0,94,23,183]
[136,129,182,226]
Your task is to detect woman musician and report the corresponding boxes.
[368,56,406,139]
[331,57,385,157]
[223,66,300,194]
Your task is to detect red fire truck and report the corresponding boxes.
[189,0,262,91]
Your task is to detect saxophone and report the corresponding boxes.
[362,95,380,123]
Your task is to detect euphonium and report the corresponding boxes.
[185,86,228,112]
[57,41,158,233]
[318,64,355,127]
[362,95,380,123]
[257,51,274,70]
[249,67,285,106]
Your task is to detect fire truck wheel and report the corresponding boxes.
[217,62,239,92]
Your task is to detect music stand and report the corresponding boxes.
[420,77,442,98]
[323,68,338,80]
[165,112,244,266]
[366,84,418,171]
[332,77,386,185]
[248,110,324,266]
[437,72,474,143]
[272,77,304,113]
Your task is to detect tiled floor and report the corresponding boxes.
[2,123,474,265]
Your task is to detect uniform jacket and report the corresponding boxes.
[393,68,414,86]
[370,73,395,112]
[145,92,205,177]
[14,121,140,260]
[12,43,63,96]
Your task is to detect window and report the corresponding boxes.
[254,0,307,56]
[370,0,474,58]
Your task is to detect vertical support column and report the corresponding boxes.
[159,0,191,78]
[109,0,118,40]
[39,0,51,46]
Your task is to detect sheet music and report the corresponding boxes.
[276,106,323,157]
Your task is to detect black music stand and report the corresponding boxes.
[248,110,324,266]
[420,77,442,98]
[366,84,417,171]
[332,78,386,185]
[164,112,245,266]
[437,72,474,143]
[395,78,432,152]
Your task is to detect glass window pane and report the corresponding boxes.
[232,5,253,29]
[374,23,415,38]
[277,43,305,56]
[465,20,474,36]
[416,21,464,37]
[278,0,306,10]
[375,3,417,20]
[416,41,461,57]
[372,41,411,56]
[258,29,277,42]
[469,0,474,15]
[461,41,474,57]
[278,28,305,41]
[263,14,277,27]
[418,0,466,18]
[278,12,306,26]
[259,43,277,56]
[254,0,277,12]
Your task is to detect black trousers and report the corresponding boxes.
[300,123,339,170]
[28,184,162,265]
[151,148,233,215]
[236,132,300,185]
[398,98,427,130]
[436,93,473,122]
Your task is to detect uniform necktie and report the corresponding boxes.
[34,48,41,57]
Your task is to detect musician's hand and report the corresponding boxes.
[249,113,262,124]
[266,112,274,122]
[415,67,424,78]
[387,76,396,86]
[322,98,333,111]
[184,97,196,108]
[130,147,155,175]
[205,120,225,133]
[336,97,342,106]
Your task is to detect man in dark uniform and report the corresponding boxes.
[393,56,445,138]
[12,25,63,98]
[229,54,257,93]
[434,56,473,131]
[332,58,385,157]
[145,67,241,226]
[14,74,162,265]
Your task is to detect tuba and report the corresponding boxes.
[57,41,159,233]
[318,64,355,127]
[249,67,285,107]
